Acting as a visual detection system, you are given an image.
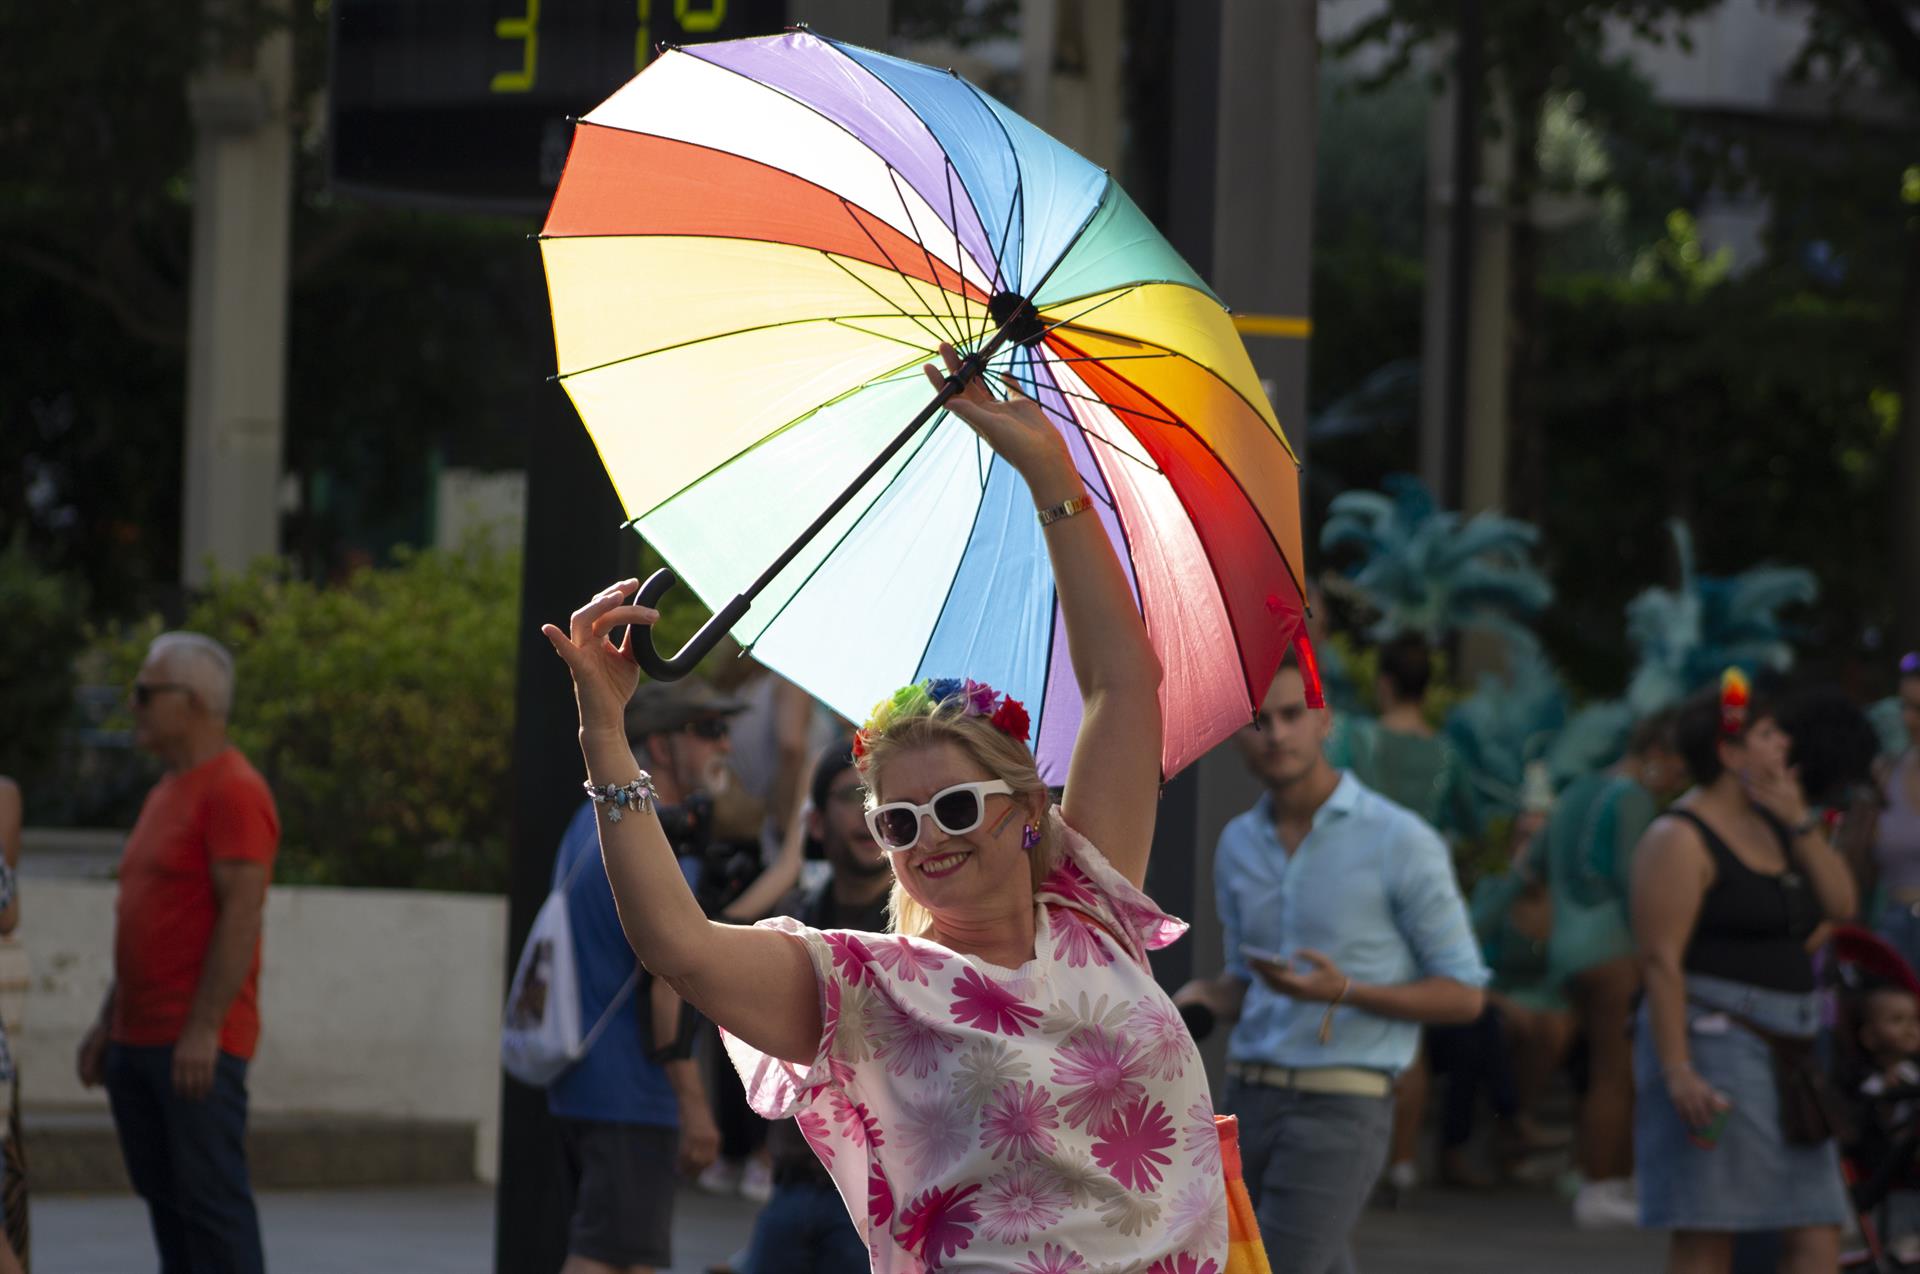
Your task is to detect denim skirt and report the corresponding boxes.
[1633,973,1849,1231]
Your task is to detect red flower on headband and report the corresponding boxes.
[1719,668,1751,738]
[852,730,869,759]
[990,696,1030,743]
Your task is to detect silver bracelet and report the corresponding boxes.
[584,773,658,823]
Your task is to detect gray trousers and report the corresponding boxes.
[1224,1077,1394,1274]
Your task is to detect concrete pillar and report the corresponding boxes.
[1019,0,1123,171]
[180,25,294,586]
[1418,56,1511,517]
[1156,0,1317,1084]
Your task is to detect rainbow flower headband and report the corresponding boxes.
[854,678,1030,758]
[1719,667,1751,739]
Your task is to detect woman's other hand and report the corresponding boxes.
[924,343,1072,487]
[1665,1062,1731,1133]
[540,580,660,735]
[1743,748,1811,830]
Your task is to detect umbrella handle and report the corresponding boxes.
[626,568,750,682]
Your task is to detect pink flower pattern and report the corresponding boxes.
[798,1109,835,1167]
[1183,1099,1221,1174]
[826,931,880,986]
[1049,906,1118,969]
[721,823,1217,1272]
[1145,1256,1221,1274]
[978,1161,1070,1244]
[896,1183,981,1269]
[869,1161,895,1228]
[873,935,952,986]
[949,966,1044,1036]
[1014,1245,1089,1274]
[1051,1027,1149,1131]
[1091,1096,1176,1192]
[1126,997,1192,1081]
[980,1080,1061,1161]
[874,994,963,1080]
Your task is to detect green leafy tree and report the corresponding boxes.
[87,539,522,891]
[0,536,86,806]
[1330,0,1722,523]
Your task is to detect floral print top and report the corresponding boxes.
[723,810,1228,1274]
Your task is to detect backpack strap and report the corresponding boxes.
[574,966,640,1061]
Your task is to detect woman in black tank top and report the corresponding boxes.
[1629,682,1858,1272]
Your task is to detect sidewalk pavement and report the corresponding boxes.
[37,1180,1665,1272]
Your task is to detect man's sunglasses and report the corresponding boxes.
[683,717,730,740]
[130,682,190,707]
[865,780,1013,852]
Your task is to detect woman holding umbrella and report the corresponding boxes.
[543,345,1226,1271]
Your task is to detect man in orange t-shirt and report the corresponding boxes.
[77,632,276,1274]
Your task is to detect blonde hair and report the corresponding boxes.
[856,701,1058,937]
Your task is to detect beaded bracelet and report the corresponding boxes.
[584,773,658,823]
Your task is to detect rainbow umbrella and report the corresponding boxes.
[540,29,1313,781]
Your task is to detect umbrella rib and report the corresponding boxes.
[951,70,1032,314]
[629,350,932,521]
[998,357,1145,493]
[945,161,973,341]
[818,245,960,353]
[834,197,968,348]
[888,166,970,345]
[831,318,944,354]
[1035,285,1142,340]
[553,312,948,382]
[679,41,1001,284]
[903,447,1002,686]
[1047,332,1305,593]
[1048,350,1263,725]
[737,414,954,649]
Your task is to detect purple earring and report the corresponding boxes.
[1021,823,1041,851]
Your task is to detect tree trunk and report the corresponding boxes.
[1894,222,1920,655]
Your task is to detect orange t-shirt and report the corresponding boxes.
[112,748,278,1059]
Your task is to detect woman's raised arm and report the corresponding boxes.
[928,345,1163,886]
[543,584,821,1064]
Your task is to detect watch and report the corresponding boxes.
[1791,811,1823,838]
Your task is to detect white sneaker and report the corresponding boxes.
[697,1158,743,1196]
[740,1154,774,1204]
[1572,1178,1640,1230]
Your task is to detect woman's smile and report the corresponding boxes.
[914,846,973,879]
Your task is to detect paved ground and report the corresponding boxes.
[36,1180,1666,1273]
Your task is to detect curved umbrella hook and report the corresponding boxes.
[626,322,1031,681]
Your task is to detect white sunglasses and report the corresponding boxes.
[865,780,1015,852]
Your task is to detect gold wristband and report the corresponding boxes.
[1037,494,1093,526]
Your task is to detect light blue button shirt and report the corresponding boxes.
[1216,772,1489,1074]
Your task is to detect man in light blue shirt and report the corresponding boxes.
[1178,658,1487,1274]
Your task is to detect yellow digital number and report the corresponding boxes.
[490,0,540,94]
[636,0,652,73]
[675,0,726,34]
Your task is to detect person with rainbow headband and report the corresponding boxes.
[541,343,1256,1273]
[1630,669,1858,1273]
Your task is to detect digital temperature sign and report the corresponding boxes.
[329,0,787,212]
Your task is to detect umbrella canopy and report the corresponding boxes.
[540,29,1312,781]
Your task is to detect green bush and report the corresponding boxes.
[86,539,522,891]
[0,536,86,804]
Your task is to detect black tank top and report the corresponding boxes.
[1672,808,1820,994]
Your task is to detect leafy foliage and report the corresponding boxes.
[85,539,522,891]
[1320,474,1553,647]
[0,536,86,801]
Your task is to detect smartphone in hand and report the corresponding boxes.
[1240,944,1286,967]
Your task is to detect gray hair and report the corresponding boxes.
[147,631,236,719]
